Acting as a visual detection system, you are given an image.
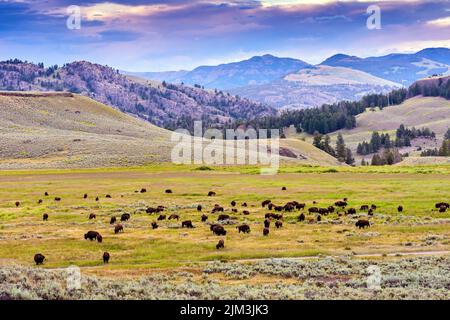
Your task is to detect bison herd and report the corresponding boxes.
[14,189,449,266]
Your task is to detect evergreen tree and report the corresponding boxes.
[345,148,355,165]
[335,133,346,162]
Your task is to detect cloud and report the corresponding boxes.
[427,16,450,27]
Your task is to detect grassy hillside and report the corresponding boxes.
[329,96,450,160]
[0,92,341,169]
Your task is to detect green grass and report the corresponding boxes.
[1,164,450,272]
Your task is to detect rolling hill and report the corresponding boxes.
[0,92,342,169]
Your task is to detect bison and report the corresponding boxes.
[38,199,43,204]
[197,205,202,212]
[297,213,305,222]
[218,214,230,221]
[398,205,403,213]
[114,224,124,234]
[308,207,319,214]
[262,200,271,207]
[84,194,88,199]
[103,252,110,264]
[281,186,287,191]
[44,192,49,196]
[95,197,99,202]
[230,201,236,207]
[110,216,117,224]
[216,239,225,249]
[105,194,112,198]
[263,227,269,236]
[15,201,20,207]
[360,205,369,211]
[264,219,270,228]
[346,208,357,215]
[84,231,102,242]
[212,225,227,236]
[140,188,147,193]
[242,202,248,207]
[212,206,224,213]
[89,213,96,220]
[157,214,166,221]
[43,213,48,221]
[201,214,208,222]
[232,208,238,213]
[54,197,61,202]
[439,205,447,213]
[151,222,158,229]
[334,201,347,208]
[34,253,45,265]
[371,204,377,210]
[121,213,130,222]
[275,221,283,228]
[182,220,194,228]
[168,214,179,221]
[208,191,216,197]
[243,210,250,215]
[165,189,173,194]
[237,224,250,233]
[355,219,370,229]
[296,203,306,210]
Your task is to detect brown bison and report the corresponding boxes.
[43,213,48,221]
[243,210,250,215]
[242,202,248,207]
[201,214,208,222]
[275,221,283,229]
[230,200,236,207]
[439,205,447,213]
[212,206,224,213]
[105,194,112,198]
[95,197,99,202]
[110,216,117,224]
[151,222,158,229]
[268,203,274,210]
[435,202,450,209]
[360,205,369,211]
[263,227,269,236]
[165,189,173,194]
[38,199,43,204]
[232,208,238,213]
[140,188,147,193]
[371,204,377,210]
[308,207,319,214]
[237,224,250,233]
[168,214,179,221]
[157,214,166,221]
[121,213,130,221]
[84,231,102,242]
[281,186,287,191]
[44,192,49,196]
[197,205,202,212]
[355,219,370,229]
[34,253,45,265]
[327,206,335,213]
[262,200,271,207]
[212,225,227,236]
[218,214,230,221]
[83,194,88,199]
[296,203,306,210]
[346,208,357,215]
[297,213,305,222]
[182,220,194,228]
[15,201,20,207]
[264,219,270,228]
[398,205,403,213]
[114,224,124,234]
[208,191,216,197]
[368,209,374,216]
[146,207,157,214]
[334,201,347,208]
[103,252,110,263]
[216,239,225,249]
[54,197,61,202]
[317,214,322,222]
[89,213,96,220]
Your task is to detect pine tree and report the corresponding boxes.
[345,148,355,165]
[335,133,347,162]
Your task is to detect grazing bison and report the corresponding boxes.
[439,205,447,213]
[212,225,227,236]
[34,253,45,265]
[208,191,216,197]
[295,203,306,210]
[197,205,202,212]
[231,201,236,207]
[435,202,450,209]
[103,252,110,264]
[355,219,370,229]
[42,213,48,221]
[15,201,20,207]
[38,199,43,204]
[114,224,124,234]
[216,239,225,249]
[237,224,250,233]
[368,209,374,216]
[218,214,230,221]
[232,208,238,213]
[346,208,357,215]
[334,201,347,208]
[297,213,305,222]
[54,197,61,202]
[146,207,157,214]
[281,186,287,191]
[243,210,250,215]
[275,221,283,229]
[327,206,335,213]
[398,206,403,213]
[284,203,295,212]
[317,214,322,222]
[44,192,49,196]
[168,214,179,221]
[263,227,269,236]
[371,204,377,210]
[84,231,102,242]
[268,203,274,210]
[95,197,99,202]
[84,194,88,199]
[212,206,224,213]
[140,188,147,193]
[121,213,130,222]
[105,194,112,198]
[262,200,271,207]
[165,189,173,194]
[242,203,248,207]
[151,222,158,229]
[182,220,194,228]
[308,207,319,214]
[110,216,117,224]
[318,208,329,215]
[201,214,208,222]
[264,219,270,228]
[157,214,166,221]
[360,205,369,211]
[89,213,96,220]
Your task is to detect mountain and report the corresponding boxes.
[126,54,311,90]
[230,65,400,109]
[321,48,450,85]
[0,91,342,169]
[0,59,275,130]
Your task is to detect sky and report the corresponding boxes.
[0,0,449,71]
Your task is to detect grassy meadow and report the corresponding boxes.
[1,164,450,276]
